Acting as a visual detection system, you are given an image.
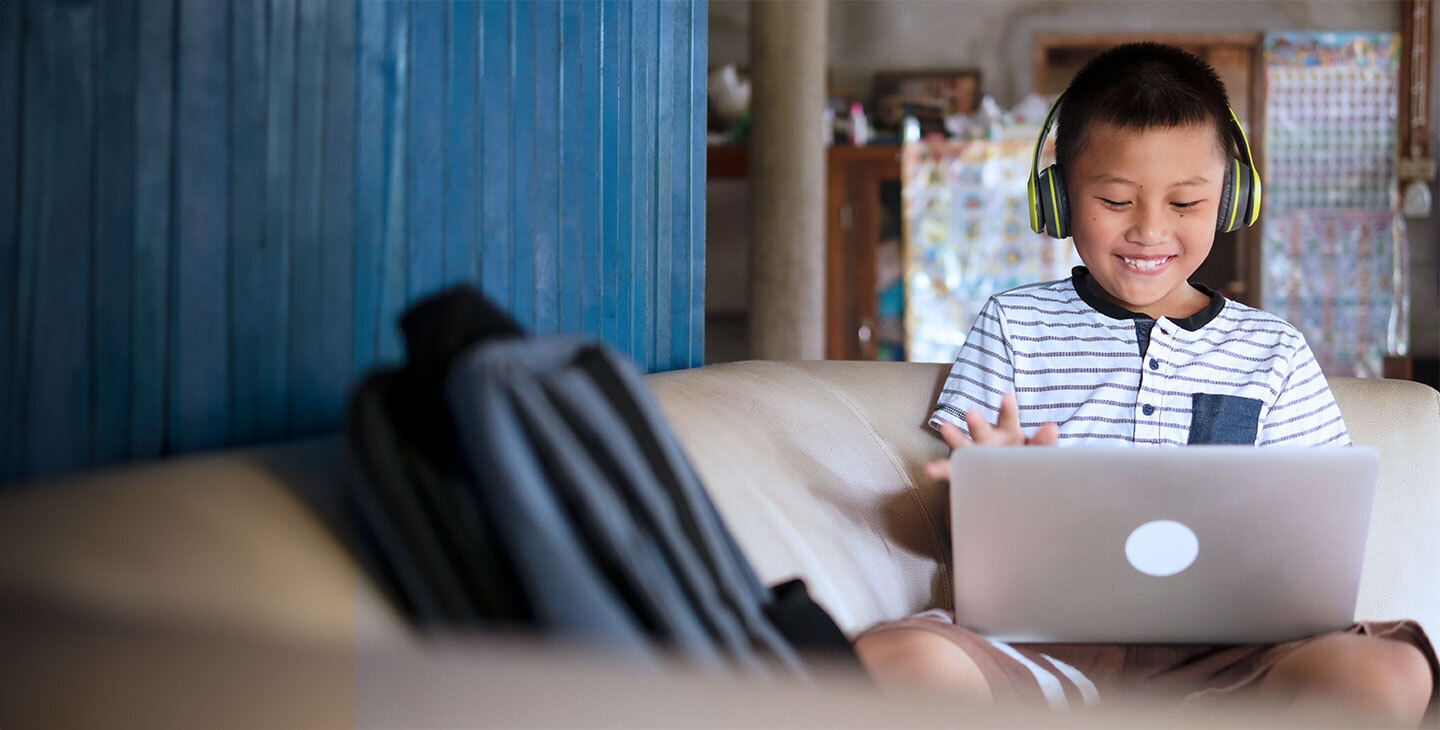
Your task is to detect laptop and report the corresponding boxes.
[948,446,1379,644]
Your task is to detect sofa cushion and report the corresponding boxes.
[0,439,408,648]
[650,361,951,636]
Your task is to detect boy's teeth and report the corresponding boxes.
[1122,256,1168,270]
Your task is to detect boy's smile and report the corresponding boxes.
[1066,122,1227,320]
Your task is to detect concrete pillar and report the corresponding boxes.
[748,0,826,360]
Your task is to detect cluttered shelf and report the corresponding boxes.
[706,145,901,180]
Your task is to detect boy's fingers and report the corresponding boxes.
[939,421,973,451]
[965,408,994,443]
[924,458,949,482]
[997,393,1021,434]
[1029,421,1059,446]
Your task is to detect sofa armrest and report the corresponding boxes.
[1330,378,1440,630]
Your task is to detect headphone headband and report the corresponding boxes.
[1028,92,1261,236]
[1029,94,1065,193]
[1226,107,1261,225]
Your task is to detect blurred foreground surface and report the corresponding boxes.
[0,598,1333,730]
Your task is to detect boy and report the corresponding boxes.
[854,43,1437,726]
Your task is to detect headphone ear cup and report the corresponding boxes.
[1216,161,1237,232]
[1052,170,1071,239]
[1036,165,1071,239]
[1216,159,1256,233]
[1236,160,1257,226]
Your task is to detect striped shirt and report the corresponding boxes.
[930,267,1350,448]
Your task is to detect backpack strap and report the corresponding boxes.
[765,578,866,673]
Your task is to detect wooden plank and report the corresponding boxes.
[319,0,356,416]
[824,156,849,360]
[92,0,138,463]
[688,0,707,368]
[288,0,328,433]
[1398,0,1433,159]
[654,0,677,370]
[531,0,561,335]
[227,0,270,443]
[558,0,587,336]
[578,0,602,338]
[598,0,623,351]
[668,0,700,369]
[406,0,444,304]
[579,1,603,337]
[631,0,655,370]
[509,0,535,329]
[11,0,41,477]
[479,1,513,309]
[611,0,635,362]
[0,0,20,479]
[170,0,231,452]
[253,0,296,439]
[353,0,386,373]
[375,0,410,365]
[20,0,97,474]
[444,0,478,287]
[131,0,175,459]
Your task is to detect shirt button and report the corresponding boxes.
[1149,358,1159,370]
[1142,403,1155,416]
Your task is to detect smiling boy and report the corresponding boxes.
[853,43,1437,726]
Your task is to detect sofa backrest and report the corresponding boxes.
[650,361,1440,637]
[0,359,1434,649]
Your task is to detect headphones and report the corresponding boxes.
[1026,93,1262,239]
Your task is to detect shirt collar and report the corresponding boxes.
[1069,266,1226,332]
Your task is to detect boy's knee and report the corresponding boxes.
[854,628,993,701]
[1374,639,1435,722]
[1276,634,1433,726]
[854,628,959,678]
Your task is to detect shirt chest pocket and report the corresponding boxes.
[1188,393,1263,445]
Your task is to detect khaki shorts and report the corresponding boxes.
[860,610,1438,721]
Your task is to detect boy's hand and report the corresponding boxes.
[923,393,1058,481]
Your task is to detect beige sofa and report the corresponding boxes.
[1,361,1437,727]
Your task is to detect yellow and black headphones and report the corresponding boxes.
[1026,93,1262,239]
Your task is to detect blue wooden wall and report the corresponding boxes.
[0,0,707,482]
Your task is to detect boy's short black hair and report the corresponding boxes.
[1055,42,1235,174]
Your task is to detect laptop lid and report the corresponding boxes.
[949,446,1379,644]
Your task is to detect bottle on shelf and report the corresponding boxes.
[849,102,870,146]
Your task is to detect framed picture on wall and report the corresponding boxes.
[871,69,981,131]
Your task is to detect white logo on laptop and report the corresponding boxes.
[1125,520,1199,577]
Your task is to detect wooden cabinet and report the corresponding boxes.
[825,146,901,360]
[706,145,901,362]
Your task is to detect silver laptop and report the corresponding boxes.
[949,446,1379,644]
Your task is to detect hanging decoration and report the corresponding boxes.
[1261,31,1408,377]
[901,139,1080,364]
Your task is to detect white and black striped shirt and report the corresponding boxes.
[931,268,1350,448]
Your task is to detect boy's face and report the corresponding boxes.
[1066,122,1227,318]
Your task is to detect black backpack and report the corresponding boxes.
[345,286,858,678]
